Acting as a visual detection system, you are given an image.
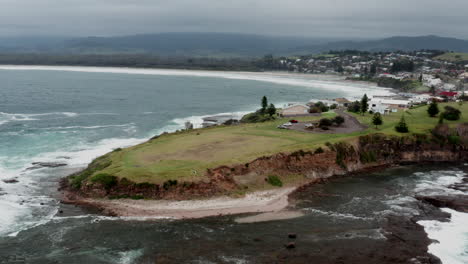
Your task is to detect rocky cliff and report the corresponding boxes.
[63,132,468,200]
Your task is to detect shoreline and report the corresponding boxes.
[61,187,296,220]
[0,65,393,97]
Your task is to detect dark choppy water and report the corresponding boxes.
[0,67,466,263]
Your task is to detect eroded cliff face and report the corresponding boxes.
[66,133,468,200]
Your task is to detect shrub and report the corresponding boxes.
[330,142,356,169]
[442,106,461,121]
[90,173,118,190]
[240,111,275,123]
[427,100,439,117]
[372,112,383,129]
[332,116,345,126]
[309,106,322,113]
[360,151,377,163]
[395,116,409,133]
[319,118,333,127]
[266,175,283,187]
[314,147,324,154]
[163,180,178,190]
[330,104,338,110]
[70,156,112,189]
[314,101,330,112]
[447,135,461,145]
[347,101,361,113]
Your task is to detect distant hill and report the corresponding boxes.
[294,35,468,54]
[0,33,467,57]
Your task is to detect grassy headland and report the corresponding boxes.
[69,102,467,191]
[435,52,468,62]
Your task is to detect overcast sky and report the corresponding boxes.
[1,0,467,39]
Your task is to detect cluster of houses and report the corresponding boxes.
[280,91,464,117]
[273,50,468,96]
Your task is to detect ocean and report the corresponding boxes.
[0,66,466,263]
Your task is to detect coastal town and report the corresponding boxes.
[264,50,468,96]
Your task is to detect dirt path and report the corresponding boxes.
[288,109,368,134]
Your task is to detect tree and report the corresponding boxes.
[360,94,369,115]
[336,65,344,74]
[314,101,329,112]
[333,116,345,126]
[442,106,461,121]
[427,100,440,117]
[266,103,276,117]
[395,116,409,133]
[370,64,377,76]
[261,96,268,113]
[319,118,333,129]
[419,73,423,83]
[347,101,361,113]
[372,112,383,129]
[429,86,436,95]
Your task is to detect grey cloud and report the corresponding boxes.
[0,0,467,38]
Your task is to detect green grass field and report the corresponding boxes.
[90,103,467,184]
[435,52,468,62]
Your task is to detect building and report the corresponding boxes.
[438,91,458,98]
[369,98,412,113]
[280,104,309,117]
[333,98,351,107]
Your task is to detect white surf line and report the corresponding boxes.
[0,65,394,96]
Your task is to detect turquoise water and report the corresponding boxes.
[0,67,465,264]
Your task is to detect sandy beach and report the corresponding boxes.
[64,187,296,219]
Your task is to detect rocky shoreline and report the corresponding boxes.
[60,133,468,221]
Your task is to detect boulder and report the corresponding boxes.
[27,162,68,170]
[2,179,18,184]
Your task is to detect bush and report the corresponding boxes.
[332,116,345,126]
[90,173,118,190]
[347,101,361,113]
[447,135,461,145]
[395,116,409,133]
[240,111,275,123]
[319,118,333,127]
[372,112,383,129]
[163,180,178,190]
[314,147,324,154]
[330,104,338,110]
[314,101,330,112]
[69,155,112,189]
[266,175,283,187]
[442,106,461,121]
[309,106,322,113]
[427,100,440,117]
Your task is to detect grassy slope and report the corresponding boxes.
[351,102,468,135]
[92,103,467,184]
[435,52,468,62]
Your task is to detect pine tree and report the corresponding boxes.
[427,100,440,117]
[360,94,369,115]
[370,64,377,76]
[372,112,383,129]
[261,96,268,113]
[395,116,409,133]
[267,103,276,117]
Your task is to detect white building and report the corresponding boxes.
[280,104,309,117]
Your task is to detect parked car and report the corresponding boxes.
[277,122,293,129]
[304,123,314,129]
[289,119,299,123]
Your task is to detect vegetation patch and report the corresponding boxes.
[266,175,283,187]
[90,173,118,190]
